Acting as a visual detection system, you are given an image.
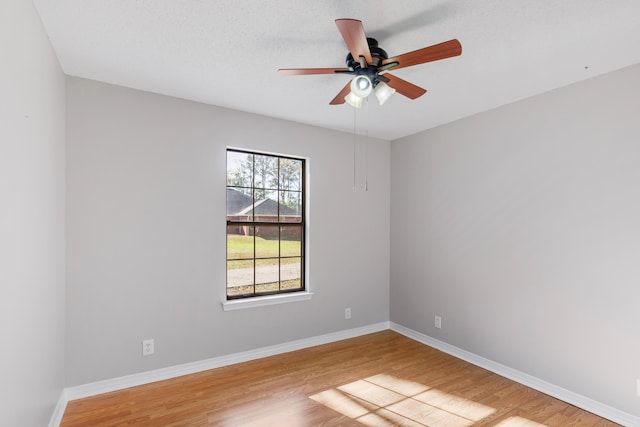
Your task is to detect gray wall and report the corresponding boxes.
[0,1,66,426]
[11,3,635,418]
[390,63,640,416]
[65,77,390,386]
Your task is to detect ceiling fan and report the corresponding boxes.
[278,19,462,108]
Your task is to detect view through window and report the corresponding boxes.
[226,149,305,299]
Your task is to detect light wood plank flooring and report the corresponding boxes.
[61,331,620,426]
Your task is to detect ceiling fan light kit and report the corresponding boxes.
[351,75,373,97]
[345,79,396,109]
[374,82,396,106]
[278,18,462,108]
[344,91,364,108]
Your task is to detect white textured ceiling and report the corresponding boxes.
[34,0,640,140]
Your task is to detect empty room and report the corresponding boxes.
[2,1,640,426]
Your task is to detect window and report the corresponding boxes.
[226,149,305,300]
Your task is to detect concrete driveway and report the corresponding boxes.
[227,263,301,286]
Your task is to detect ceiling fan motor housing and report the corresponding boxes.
[345,38,389,73]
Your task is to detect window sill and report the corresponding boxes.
[222,292,314,311]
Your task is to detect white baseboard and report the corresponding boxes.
[48,390,68,427]
[63,321,390,403]
[52,321,638,427]
[390,322,639,427]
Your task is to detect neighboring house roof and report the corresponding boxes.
[227,188,300,217]
[226,188,253,215]
[236,198,299,216]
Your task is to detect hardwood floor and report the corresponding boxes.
[61,331,619,426]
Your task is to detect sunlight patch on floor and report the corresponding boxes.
[494,416,548,426]
[217,396,309,426]
[310,388,374,419]
[310,374,497,426]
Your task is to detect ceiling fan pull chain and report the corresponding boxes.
[353,104,357,193]
[364,97,369,192]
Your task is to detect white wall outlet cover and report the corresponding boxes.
[142,339,154,356]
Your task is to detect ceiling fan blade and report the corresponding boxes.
[382,39,461,71]
[383,73,427,99]
[278,68,350,75]
[329,81,352,105]
[335,19,373,64]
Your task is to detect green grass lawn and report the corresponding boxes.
[227,234,300,269]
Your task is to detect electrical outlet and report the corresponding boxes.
[434,316,442,329]
[345,308,352,320]
[142,339,154,356]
